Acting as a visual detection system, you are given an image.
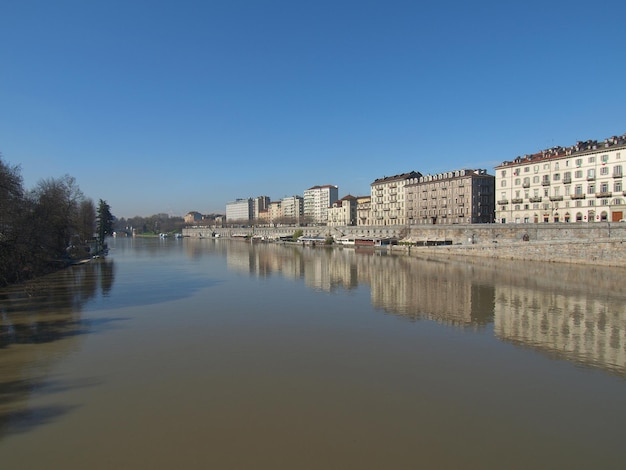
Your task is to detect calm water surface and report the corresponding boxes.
[1,237,625,469]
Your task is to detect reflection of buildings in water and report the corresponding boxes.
[494,286,626,375]
[354,254,495,326]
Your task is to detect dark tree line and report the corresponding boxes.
[115,213,185,235]
[0,154,112,286]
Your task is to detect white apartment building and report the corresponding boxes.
[495,133,626,223]
[225,198,253,222]
[303,185,338,224]
[327,195,357,226]
[370,171,421,226]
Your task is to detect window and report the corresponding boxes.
[514,178,521,185]
[564,171,571,181]
[544,188,549,197]
[523,177,530,186]
[501,180,507,187]
[553,173,560,181]
[615,181,622,192]
[600,182,609,193]
[589,200,595,206]
[554,187,560,197]
[575,170,583,178]
[501,170,507,177]
[589,156,596,163]
[574,185,583,195]
[587,168,595,179]
[533,176,540,183]
[600,166,609,176]
[587,184,595,194]
[524,167,530,173]
[534,165,539,173]
[602,154,609,163]
[575,158,582,167]
[614,165,622,177]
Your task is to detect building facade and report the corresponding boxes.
[370,171,421,226]
[226,198,253,222]
[405,169,495,225]
[495,133,626,223]
[252,196,270,220]
[269,201,282,225]
[327,195,357,226]
[281,195,304,224]
[356,196,372,226]
[303,185,338,224]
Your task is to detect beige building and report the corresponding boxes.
[370,171,421,226]
[269,201,282,225]
[356,196,372,226]
[327,195,357,226]
[405,169,495,225]
[495,133,626,223]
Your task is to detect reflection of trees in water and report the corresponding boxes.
[0,259,116,438]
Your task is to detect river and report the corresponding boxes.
[1,237,625,469]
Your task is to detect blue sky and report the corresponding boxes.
[2,0,625,218]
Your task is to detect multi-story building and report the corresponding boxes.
[327,195,357,226]
[252,196,270,220]
[184,211,203,224]
[405,169,495,225]
[281,195,304,224]
[370,171,421,226]
[226,198,253,222]
[356,196,372,226]
[269,201,282,225]
[495,133,626,223]
[303,185,338,224]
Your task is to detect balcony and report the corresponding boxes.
[549,196,563,202]
[570,193,586,200]
[497,199,509,205]
[511,198,523,204]
[587,175,595,181]
[563,177,572,184]
[522,182,530,188]
[542,180,551,186]
[529,196,542,203]
[595,191,612,198]
[613,172,623,178]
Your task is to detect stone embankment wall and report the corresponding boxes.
[391,239,626,267]
[182,223,626,267]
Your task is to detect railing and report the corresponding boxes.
[497,199,509,205]
[529,197,542,203]
[549,196,564,201]
[595,191,612,198]
[511,198,523,204]
[570,193,586,200]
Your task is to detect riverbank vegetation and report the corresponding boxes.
[0,154,113,287]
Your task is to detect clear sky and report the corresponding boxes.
[2,0,625,218]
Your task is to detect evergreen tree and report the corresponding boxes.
[96,199,114,247]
